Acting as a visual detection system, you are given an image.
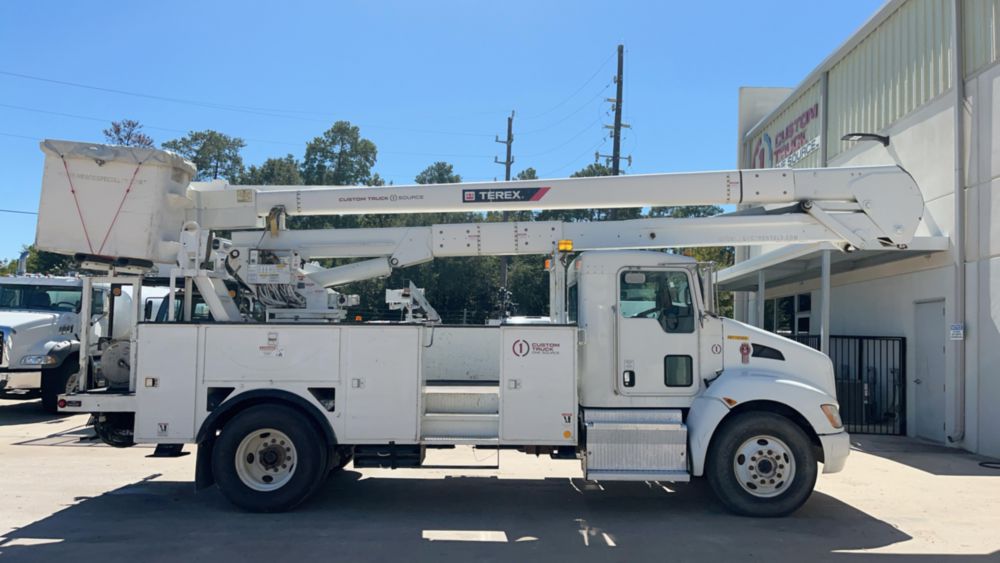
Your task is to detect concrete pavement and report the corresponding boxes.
[0,397,998,562]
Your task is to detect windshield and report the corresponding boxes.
[0,284,82,312]
[154,295,213,322]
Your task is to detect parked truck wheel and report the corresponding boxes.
[40,361,78,414]
[211,404,328,512]
[706,411,817,517]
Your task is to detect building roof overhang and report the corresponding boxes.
[716,236,949,292]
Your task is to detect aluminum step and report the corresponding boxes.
[422,385,499,415]
[583,408,690,481]
[422,436,501,446]
[421,412,499,439]
[586,469,690,482]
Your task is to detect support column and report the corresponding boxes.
[821,250,831,354]
[756,271,766,329]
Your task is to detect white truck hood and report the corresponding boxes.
[0,311,61,332]
[720,318,837,398]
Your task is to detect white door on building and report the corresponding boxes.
[914,300,946,442]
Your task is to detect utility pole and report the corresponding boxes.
[495,110,515,295]
[596,44,631,221]
[597,44,631,174]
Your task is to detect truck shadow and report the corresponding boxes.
[3,469,993,562]
[0,400,72,427]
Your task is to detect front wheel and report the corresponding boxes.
[212,404,328,512]
[706,411,817,517]
[40,361,78,414]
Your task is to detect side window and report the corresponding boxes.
[192,303,212,322]
[664,355,693,387]
[619,270,695,333]
[567,283,578,323]
[46,288,83,312]
[91,289,106,316]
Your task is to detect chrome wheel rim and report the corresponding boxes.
[234,428,297,492]
[733,435,796,498]
[65,373,78,395]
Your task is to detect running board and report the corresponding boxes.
[586,469,690,482]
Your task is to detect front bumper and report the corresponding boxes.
[0,370,42,392]
[819,431,851,473]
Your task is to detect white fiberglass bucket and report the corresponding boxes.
[35,140,196,264]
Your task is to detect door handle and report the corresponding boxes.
[623,370,635,388]
[914,378,922,384]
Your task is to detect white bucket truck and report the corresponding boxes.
[33,140,931,515]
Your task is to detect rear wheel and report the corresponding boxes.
[40,360,78,414]
[706,411,817,517]
[212,404,328,512]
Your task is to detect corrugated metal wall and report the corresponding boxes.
[964,0,1000,77]
[826,0,953,160]
[742,0,1000,168]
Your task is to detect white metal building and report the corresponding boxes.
[722,0,1000,456]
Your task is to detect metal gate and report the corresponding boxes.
[792,335,906,435]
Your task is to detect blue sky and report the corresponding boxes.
[0,0,883,261]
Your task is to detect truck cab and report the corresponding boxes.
[0,276,95,411]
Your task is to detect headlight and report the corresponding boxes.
[821,404,843,429]
[21,355,57,366]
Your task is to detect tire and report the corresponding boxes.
[706,411,817,517]
[40,361,78,414]
[212,404,328,512]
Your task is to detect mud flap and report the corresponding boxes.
[195,438,215,490]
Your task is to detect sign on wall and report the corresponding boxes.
[746,82,822,169]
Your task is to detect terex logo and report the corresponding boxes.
[512,339,530,357]
[462,187,550,204]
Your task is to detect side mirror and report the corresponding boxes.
[144,300,153,321]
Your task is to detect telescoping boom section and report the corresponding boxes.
[34,140,923,516]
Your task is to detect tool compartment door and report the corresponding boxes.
[499,326,577,445]
[135,324,198,442]
[341,326,421,442]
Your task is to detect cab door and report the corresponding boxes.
[616,269,699,396]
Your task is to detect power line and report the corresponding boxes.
[0,105,495,158]
[0,70,494,138]
[521,116,602,158]
[0,208,37,215]
[520,51,616,120]
[0,132,40,141]
[544,138,607,177]
[519,83,610,135]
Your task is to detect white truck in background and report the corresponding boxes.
[0,275,99,412]
[0,274,167,411]
[34,140,933,516]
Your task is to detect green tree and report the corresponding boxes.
[301,121,377,186]
[4,245,76,275]
[103,119,154,147]
[240,155,303,185]
[415,161,461,184]
[162,130,246,182]
[515,167,538,180]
